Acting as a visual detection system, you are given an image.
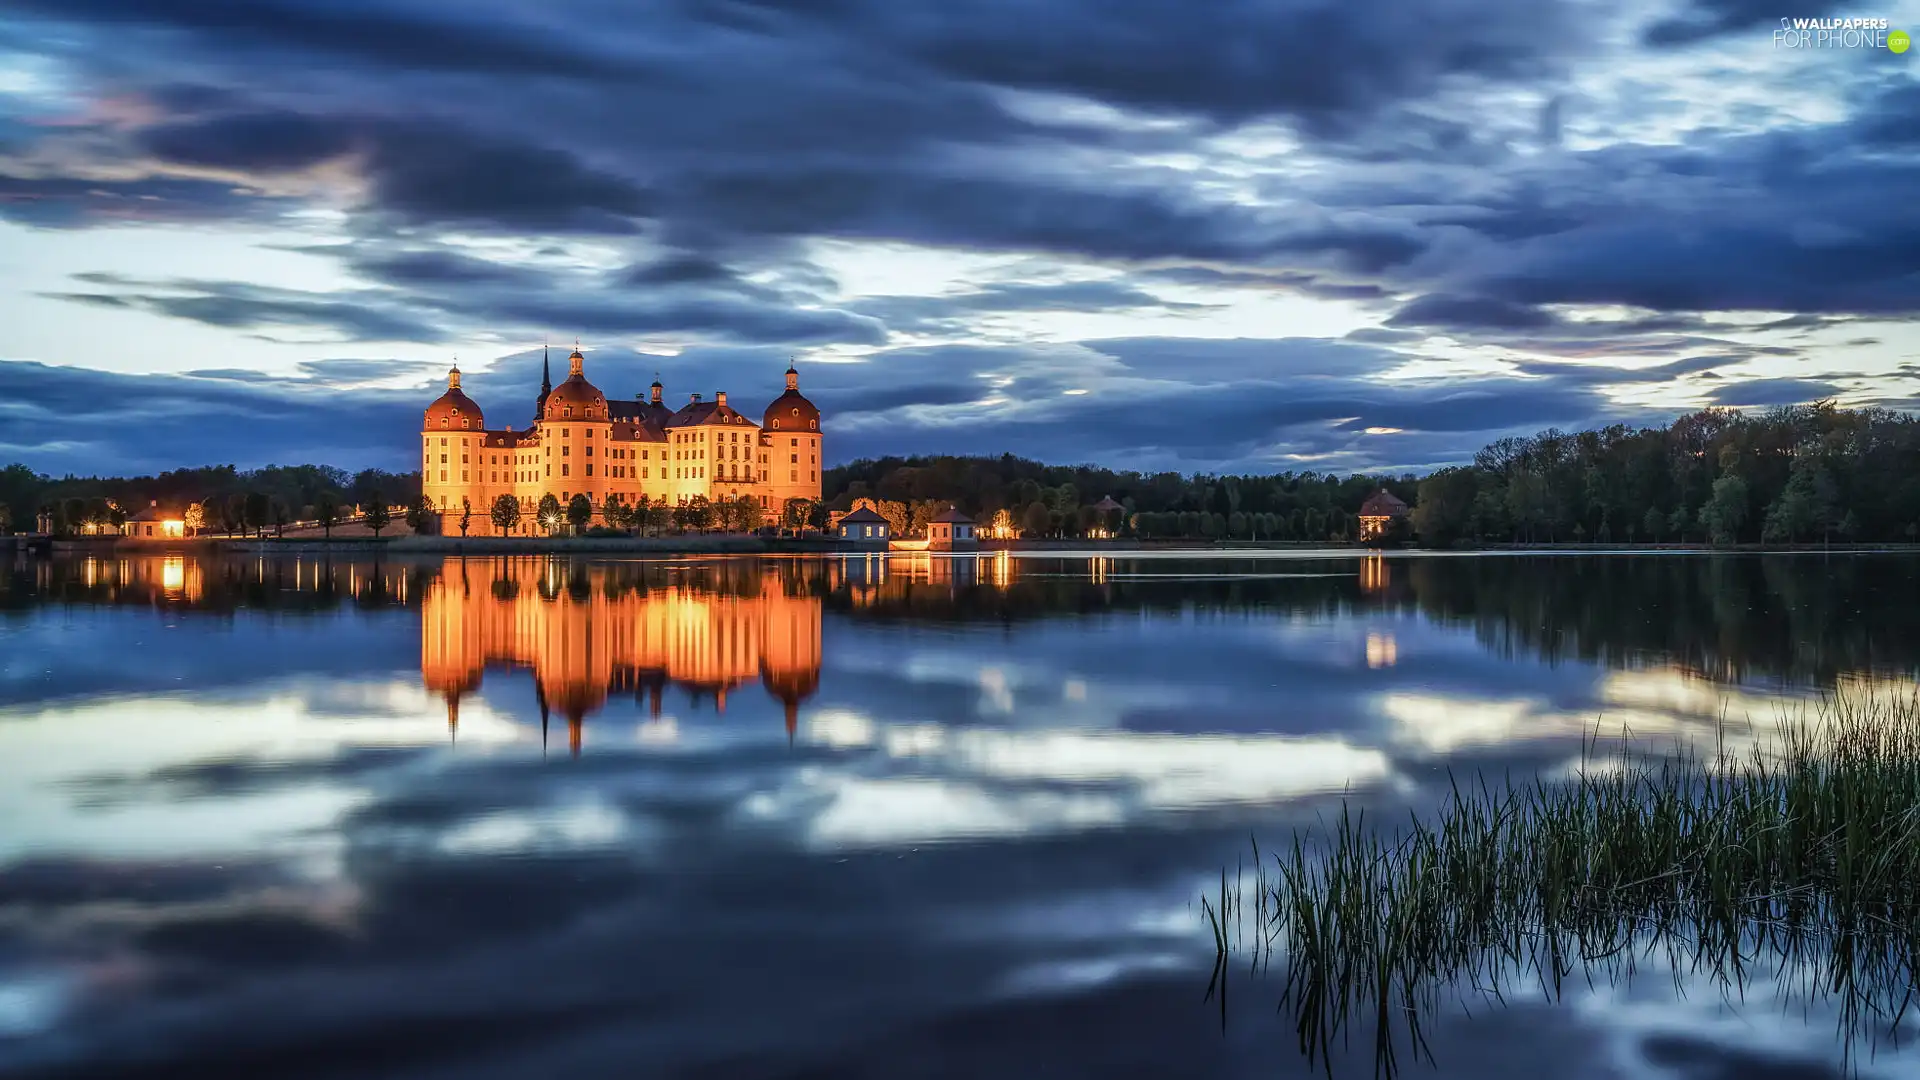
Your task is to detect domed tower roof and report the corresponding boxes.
[763,363,820,433]
[543,345,608,421]
[424,366,485,430]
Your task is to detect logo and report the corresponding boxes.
[1772,16,1906,49]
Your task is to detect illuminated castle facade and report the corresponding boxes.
[421,346,823,524]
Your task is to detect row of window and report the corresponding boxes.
[432,467,817,487]
[435,492,780,510]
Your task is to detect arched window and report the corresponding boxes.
[772,419,780,429]
[564,406,573,418]
[441,418,449,428]
[791,408,799,417]
[809,419,816,429]
[462,418,471,429]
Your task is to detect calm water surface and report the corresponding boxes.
[2,550,1918,1079]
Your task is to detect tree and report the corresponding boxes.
[1642,505,1666,543]
[491,494,520,535]
[732,495,765,532]
[981,507,1010,539]
[683,495,713,531]
[270,497,291,539]
[1700,474,1748,547]
[458,499,473,537]
[0,502,10,535]
[368,497,395,538]
[183,501,206,537]
[1412,468,1481,547]
[600,493,627,533]
[1020,500,1051,538]
[314,493,339,539]
[567,493,592,533]
[645,500,673,536]
[224,493,248,537]
[782,497,815,533]
[537,493,562,534]
[244,491,270,539]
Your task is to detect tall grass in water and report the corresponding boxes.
[1206,688,1920,1078]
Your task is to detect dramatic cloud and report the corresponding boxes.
[0,0,1910,473]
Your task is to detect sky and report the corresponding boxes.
[0,0,1915,478]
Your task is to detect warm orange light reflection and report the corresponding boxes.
[1366,631,1398,669]
[1359,554,1389,595]
[422,557,822,753]
[161,557,185,594]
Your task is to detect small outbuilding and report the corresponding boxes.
[836,506,891,544]
[928,506,977,550]
[124,501,187,540]
[1358,489,1410,542]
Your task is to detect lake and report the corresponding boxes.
[1,550,1917,1079]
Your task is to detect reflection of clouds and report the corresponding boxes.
[1381,667,1852,759]
[978,665,1015,714]
[438,802,633,857]
[0,973,72,1039]
[0,679,527,865]
[789,713,1396,848]
[769,777,1127,849]
[1574,962,1920,1080]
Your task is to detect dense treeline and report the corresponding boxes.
[826,403,1920,545]
[1410,402,1920,546]
[14,553,1918,688]
[0,462,421,536]
[826,453,1416,541]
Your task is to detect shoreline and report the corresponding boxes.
[11,534,1920,556]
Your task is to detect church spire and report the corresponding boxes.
[536,342,553,422]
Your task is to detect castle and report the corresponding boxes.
[421,345,822,527]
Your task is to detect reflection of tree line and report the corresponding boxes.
[0,555,422,615]
[10,553,1916,689]
[821,554,1920,687]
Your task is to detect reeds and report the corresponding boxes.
[1208,686,1920,1078]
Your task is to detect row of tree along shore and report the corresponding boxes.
[6,402,1920,546]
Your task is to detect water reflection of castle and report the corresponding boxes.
[420,557,822,754]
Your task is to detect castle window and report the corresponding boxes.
[790,438,797,446]
[564,406,572,418]
[462,419,471,429]
[441,454,448,464]
[586,446,593,457]
[809,419,816,429]
[772,420,779,429]
[562,446,570,456]
[441,438,448,446]
[562,465,570,476]
[586,464,593,476]
[562,429,569,437]
[791,408,799,416]
[442,419,449,428]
